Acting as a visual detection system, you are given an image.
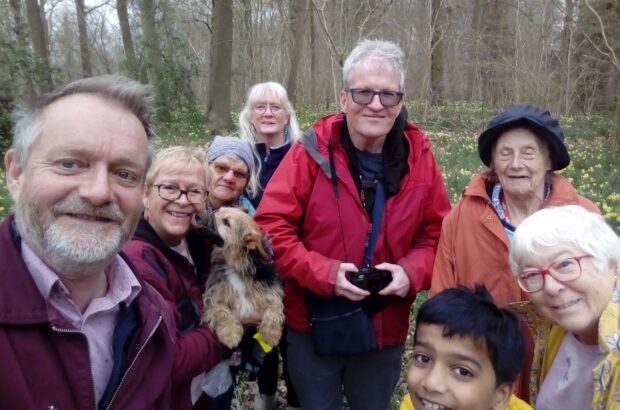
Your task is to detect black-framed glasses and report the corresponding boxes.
[210,162,249,181]
[345,88,404,107]
[252,103,283,115]
[516,255,591,293]
[153,184,207,204]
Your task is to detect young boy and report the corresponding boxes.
[401,286,531,410]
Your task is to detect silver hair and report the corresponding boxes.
[510,205,620,274]
[238,81,301,144]
[11,74,156,166]
[342,39,406,91]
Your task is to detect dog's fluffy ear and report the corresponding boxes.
[243,228,268,259]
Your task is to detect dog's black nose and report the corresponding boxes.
[194,211,225,247]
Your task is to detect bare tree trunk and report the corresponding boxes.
[467,0,483,100]
[137,0,168,116]
[483,0,512,105]
[559,0,574,114]
[75,0,92,77]
[25,0,53,91]
[9,0,35,98]
[310,0,317,105]
[117,0,139,78]
[241,0,253,89]
[614,69,620,158]
[430,0,445,104]
[137,0,160,85]
[286,0,307,103]
[205,0,233,132]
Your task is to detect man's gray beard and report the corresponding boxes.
[15,198,137,278]
[42,222,124,275]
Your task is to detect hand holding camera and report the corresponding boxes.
[350,266,392,294]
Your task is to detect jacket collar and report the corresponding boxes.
[301,109,431,191]
[0,215,51,324]
[132,217,210,288]
[0,215,170,333]
[339,107,410,198]
[463,172,581,205]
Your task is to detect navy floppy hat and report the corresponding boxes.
[478,105,570,171]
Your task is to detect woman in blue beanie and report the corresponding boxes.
[206,135,257,215]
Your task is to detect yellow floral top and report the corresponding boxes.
[511,275,620,410]
[399,393,532,410]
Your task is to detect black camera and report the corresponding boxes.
[350,267,392,294]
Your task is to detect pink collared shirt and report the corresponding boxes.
[22,242,142,403]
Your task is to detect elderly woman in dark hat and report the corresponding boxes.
[429,105,599,308]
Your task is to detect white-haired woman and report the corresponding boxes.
[238,82,302,409]
[510,205,620,409]
[239,81,302,208]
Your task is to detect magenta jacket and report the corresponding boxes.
[0,215,176,410]
[255,113,451,347]
[122,218,226,410]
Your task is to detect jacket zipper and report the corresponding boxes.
[104,315,163,410]
[51,325,98,410]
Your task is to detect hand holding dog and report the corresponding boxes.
[375,263,410,297]
[335,263,371,301]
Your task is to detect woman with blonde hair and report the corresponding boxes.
[123,146,226,409]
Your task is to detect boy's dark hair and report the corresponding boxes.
[414,285,525,387]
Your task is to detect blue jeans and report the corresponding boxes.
[286,329,403,410]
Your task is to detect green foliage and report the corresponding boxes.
[156,106,211,148]
[0,77,15,163]
[0,167,10,218]
[295,103,337,131]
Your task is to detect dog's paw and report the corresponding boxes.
[257,324,282,347]
[216,328,244,349]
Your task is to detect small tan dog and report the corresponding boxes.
[201,207,284,349]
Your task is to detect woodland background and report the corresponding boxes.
[0,0,619,139]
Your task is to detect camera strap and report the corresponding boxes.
[363,180,385,266]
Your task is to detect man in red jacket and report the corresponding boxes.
[255,39,451,410]
[0,75,175,409]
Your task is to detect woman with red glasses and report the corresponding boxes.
[510,205,619,410]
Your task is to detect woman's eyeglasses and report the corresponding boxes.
[153,184,206,204]
[252,103,283,115]
[345,88,404,107]
[516,255,591,293]
[210,162,249,181]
